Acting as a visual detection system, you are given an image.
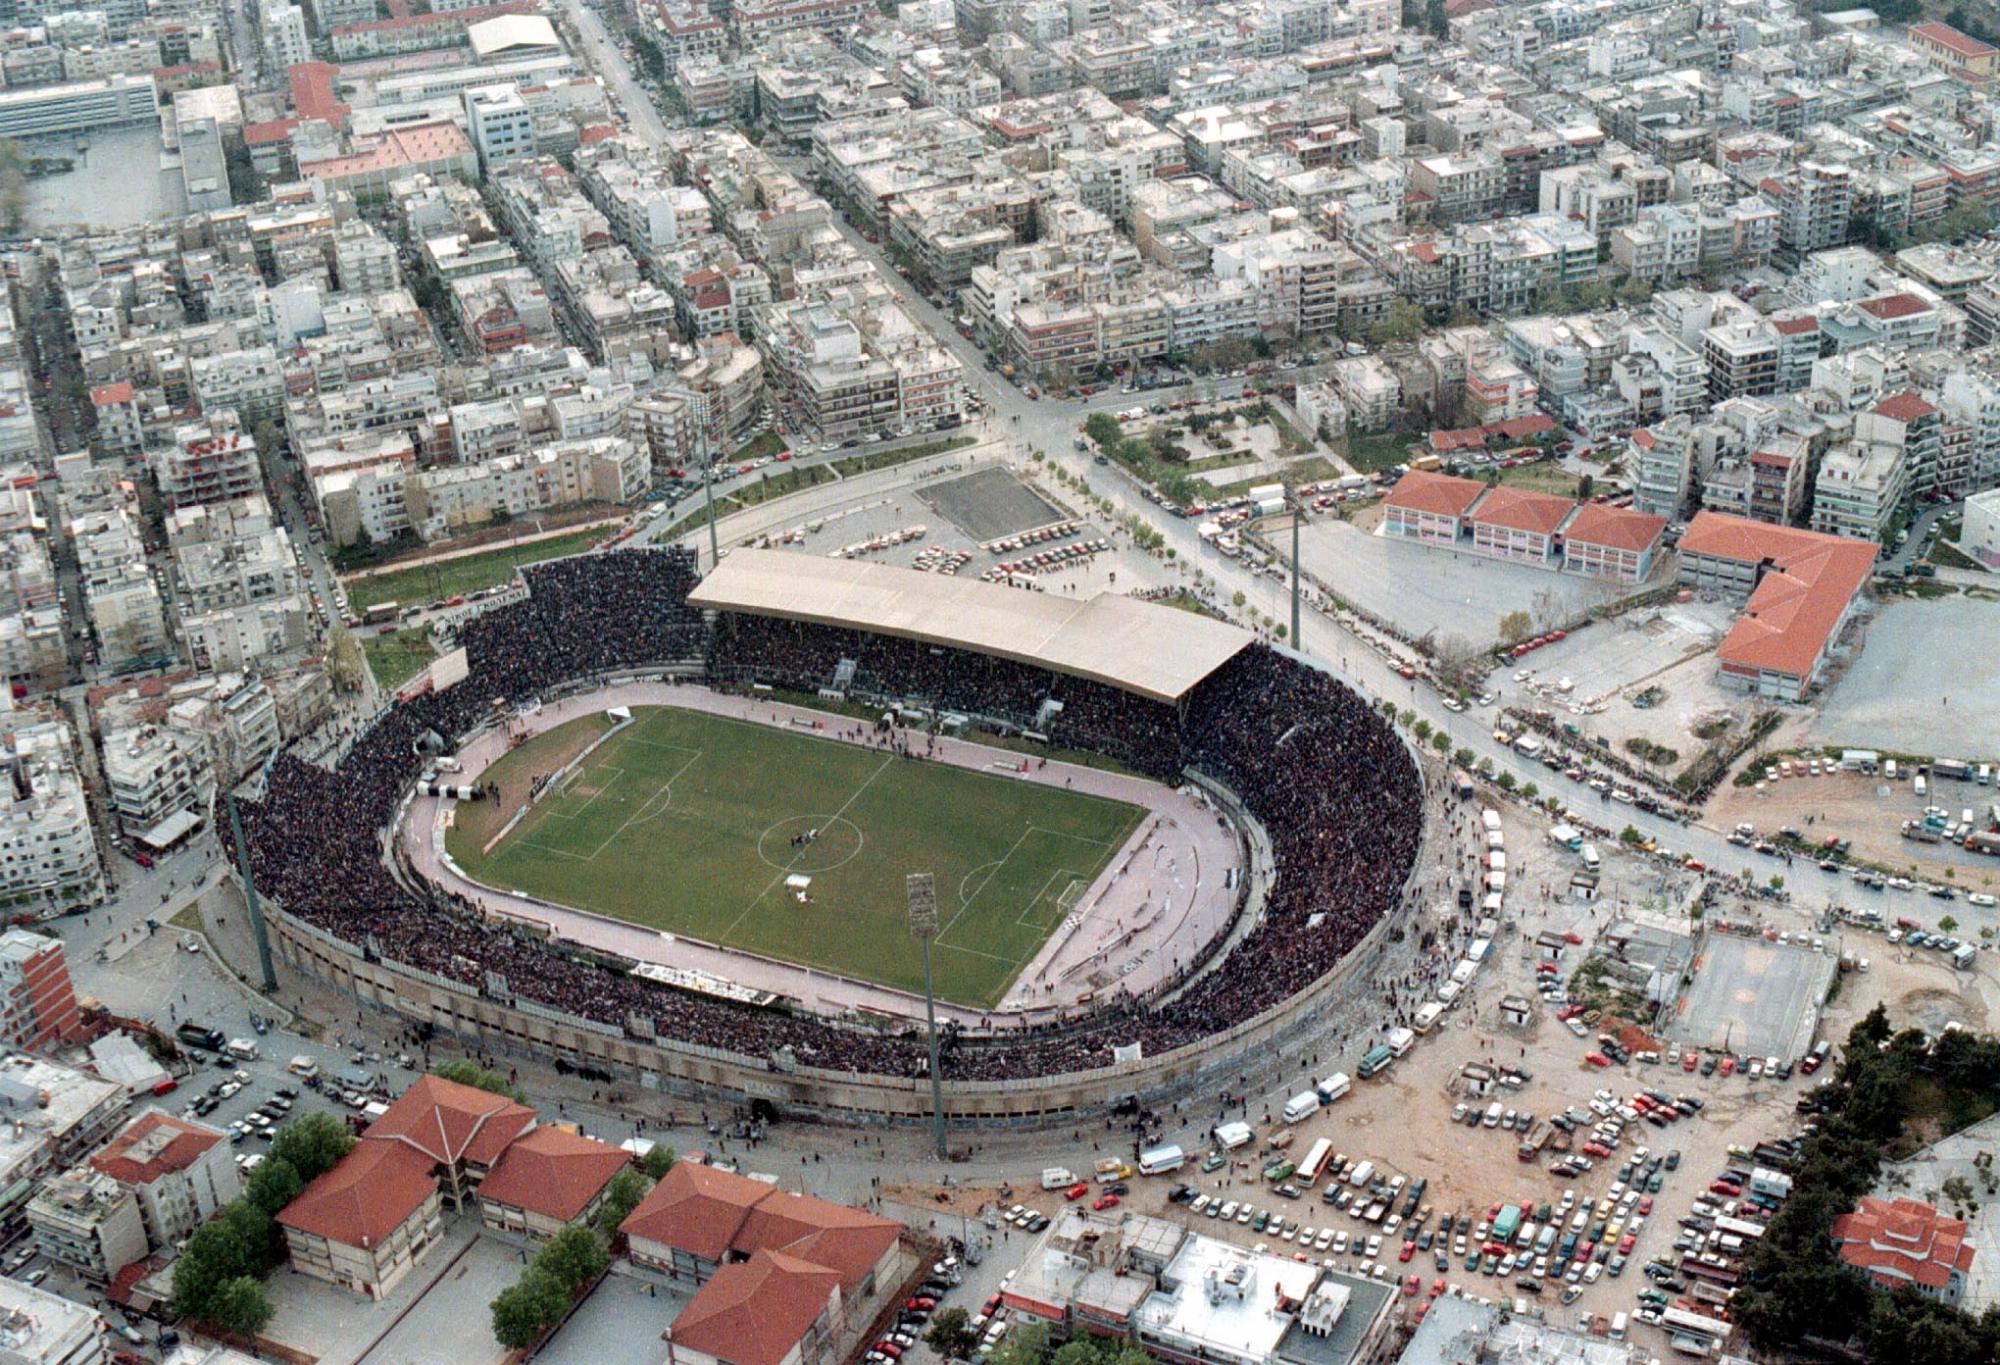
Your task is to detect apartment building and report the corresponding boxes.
[89,1110,238,1248]
[0,723,104,914]
[100,725,214,843]
[1813,427,1909,543]
[151,417,261,510]
[26,1168,145,1283]
[0,1277,108,1365]
[0,931,79,1052]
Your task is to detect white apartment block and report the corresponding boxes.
[0,722,104,913]
[101,726,214,842]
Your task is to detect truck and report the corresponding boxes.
[1357,1044,1395,1078]
[1515,736,1545,759]
[1041,1167,1079,1190]
[1138,1144,1186,1175]
[1387,1026,1416,1057]
[1283,1090,1321,1123]
[1934,759,1974,782]
[287,1055,319,1079]
[1518,1119,1553,1161]
[175,1022,225,1052]
[1481,809,1503,835]
[1452,771,1475,800]
[1492,1204,1524,1243]
[1548,823,1584,850]
[1839,750,1880,773]
[1212,1121,1254,1150]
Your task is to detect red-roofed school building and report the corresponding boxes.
[1381,470,1666,581]
[476,1125,630,1242]
[277,1140,444,1299]
[1677,511,1876,700]
[1909,22,1999,84]
[1833,1197,1977,1304]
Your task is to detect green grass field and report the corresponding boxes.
[342,526,608,614]
[362,628,438,690]
[444,708,1146,1007]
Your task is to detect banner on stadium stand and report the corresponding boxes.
[1113,1042,1144,1065]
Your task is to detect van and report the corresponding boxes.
[1284,1091,1321,1124]
[1980,764,1993,787]
[1041,1168,1078,1190]
[1214,1121,1255,1150]
[1915,774,1927,799]
[1138,1144,1186,1175]
[1580,844,1601,873]
[1885,759,1899,781]
[1484,1102,1504,1128]
[1610,1312,1628,1342]
[1348,1159,1375,1187]
[224,1039,259,1061]
[1316,1073,1351,1104]
[287,1056,319,1079]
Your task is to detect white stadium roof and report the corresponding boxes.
[467,13,560,59]
[690,548,1251,704]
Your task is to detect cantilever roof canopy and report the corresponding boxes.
[691,548,1252,704]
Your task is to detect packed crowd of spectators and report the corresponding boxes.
[710,614,1183,777]
[231,549,1422,1084]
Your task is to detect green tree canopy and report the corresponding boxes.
[243,1155,305,1219]
[432,1060,527,1102]
[539,1223,609,1294]
[641,1145,676,1180]
[596,1168,652,1239]
[206,1276,274,1337]
[267,1112,355,1185]
[491,1265,570,1350]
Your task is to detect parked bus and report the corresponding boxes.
[1297,1137,1336,1186]
[1137,1144,1185,1176]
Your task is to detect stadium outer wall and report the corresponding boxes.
[252,658,1426,1130]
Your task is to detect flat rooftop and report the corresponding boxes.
[692,548,1251,704]
[1132,1234,1324,1365]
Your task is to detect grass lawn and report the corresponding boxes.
[1345,432,1414,473]
[363,629,438,690]
[1496,460,1589,497]
[733,429,788,462]
[445,707,1145,1007]
[343,527,607,614]
[1204,455,1344,497]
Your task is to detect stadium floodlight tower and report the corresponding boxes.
[906,871,948,1161]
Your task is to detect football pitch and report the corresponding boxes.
[443,707,1147,1008]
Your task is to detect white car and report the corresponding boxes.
[1969,893,1998,907]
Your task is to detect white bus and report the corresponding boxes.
[1297,1137,1336,1185]
[1137,1144,1186,1176]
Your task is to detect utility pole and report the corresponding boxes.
[226,794,278,992]
[1289,488,1301,647]
[703,443,721,569]
[906,872,947,1161]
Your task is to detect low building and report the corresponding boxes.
[1381,471,1484,545]
[475,1125,629,1242]
[1963,486,2000,568]
[358,1074,537,1207]
[1676,512,1876,700]
[0,1275,109,1365]
[1833,1196,1977,1305]
[1560,504,1667,583]
[629,1163,904,1365]
[1398,1295,1648,1365]
[277,1141,443,1299]
[1467,487,1574,566]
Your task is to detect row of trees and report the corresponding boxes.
[171,1113,357,1336]
[927,1318,1159,1365]
[489,1143,676,1350]
[1730,1008,2000,1365]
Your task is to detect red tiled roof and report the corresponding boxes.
[278,1141,436,1248]
[621,1162,899,1295]
[243,118,300,146]
[1858,293,1930,320]
[91,1111,224,1186]
[1771,315,1819,335]
[90,381,135,406]
[1872,390,1937,422]
[288,61,350,130]
[1833,1196,1977,1291]
[475,1126,628,1223]
[1470,485,1574,537]
[1562,503,1666,554]
[668,1251,839,1365]
[1911,20,1996,60]
[361,1074,537,1170]
[1384,469,1484,518]
[1681,511,1875,681]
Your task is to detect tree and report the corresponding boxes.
[1939,915,1959,934]
[924,1307,980,1358]
[326,623,365,692]
[595,1169,651,1240]
[539,1224,609,1294]
[173,1218,261,1320]
[1454,747,1476,768]
[206,1276,274,1337]
[491,1266,569,1350]
[0,141,25,234]
[1366,300,1424,346]
[1084,412,1121,450]
[432,1059,527,1102]
[243,1156,304,1219]
[630,33,666,81]
[641,1144,677,1180]
[1413,718,1433,741]
[1942,1174,1977,1214]
[1497,771,1516,791]
[1430,730,1452,752]
[1498,611,1532,644]
[267,1112,355,1185]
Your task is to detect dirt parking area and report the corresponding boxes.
[1709,770,2000,893]
[1813,596,2000,756]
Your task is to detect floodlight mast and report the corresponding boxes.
[906,872,947,1161]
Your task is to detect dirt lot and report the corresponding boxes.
[1709,769,2000,893]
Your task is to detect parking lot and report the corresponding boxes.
[1813,595,2000,756]
[1292,518,1630,647]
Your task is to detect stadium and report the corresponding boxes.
[232,547,1427,1125]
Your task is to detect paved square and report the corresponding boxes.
[920,466,1063,541]
[1669,933,1837,1060]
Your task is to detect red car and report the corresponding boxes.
[1430,1278,1446,1297]
[1092,1193,1120,1211]
[874,1343,903,1360]
[983,1295,1001,1316]
[1637,1198,1653,1216]
[776,451,792,461]
[906,1297,936,1312]
[1684,858,1706,872]
[1582,1142,1612,1159]
[1618,1234,1637,1255]
[1682,1053,1698,1072]
[1404,1274,1421,1296]
[1557,1004,1585,1020]
[1710,1180,1742,1196]
[1718,1056,1736,1077]
[1563,931,1584,945]
[1397,665,1417,680]
[1536,962,1560,975]
[1064,1183,1089,1201]
[1398,1241,1416,1262]
[1585,1052,1612,1068]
